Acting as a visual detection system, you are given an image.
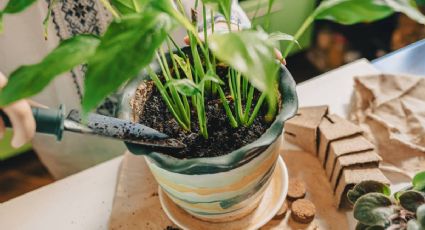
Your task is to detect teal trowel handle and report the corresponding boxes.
[0,105,65,141]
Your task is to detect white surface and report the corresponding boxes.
[0,59,380,229]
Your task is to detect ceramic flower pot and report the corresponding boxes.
[118,53,298,222]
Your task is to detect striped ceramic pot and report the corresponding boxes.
[120,60,298,222]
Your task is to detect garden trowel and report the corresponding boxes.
[0,105,186,151]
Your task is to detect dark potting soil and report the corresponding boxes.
[136,82,271,159]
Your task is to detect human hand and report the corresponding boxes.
[183,22,286,65]
[0,72,36,148]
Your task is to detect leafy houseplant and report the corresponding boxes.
[348,171,425,230]
[1,0,425,222]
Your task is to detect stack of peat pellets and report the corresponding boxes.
[284,106,390,208]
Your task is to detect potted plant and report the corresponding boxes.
[348,171,425,229]
[1,0,425,223]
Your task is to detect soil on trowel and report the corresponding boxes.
[134,80,272,159]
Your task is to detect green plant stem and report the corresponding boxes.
[157,50,191,129]
[282,13,315,58]
[242,76,248,100]
[235,71,244,122]
[202,4,212,94]
[242,85,255,125]
[218,86,238,128]
[148,67,189,131]
[99,0,120,19]
[196,94,208,139]
[167,39,191,120]
[168,36,186,58]
[247,92,266,126]
[132,0,141,12]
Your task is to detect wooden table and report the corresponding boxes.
[1,39,424,229]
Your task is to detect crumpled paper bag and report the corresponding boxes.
[350,74,425,175]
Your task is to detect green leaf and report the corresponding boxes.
[166,79,201,96]
[201,72,224,86]
[82,12,173,112]
[2,0,37,14]
[209,30,279,118]
[413,171,425,192]
[202,0,232,23]
[353,193,395,227]
[172,54,192,80]
[315,0,394,25]
[384,0,425,24]
[110,0,148,14]
[0,13,3,33]
[348,181,391,204]
[267,32,300,48]
[0,0,37,32]
[150,0,197,36]
[0,35,100,106]
[315,0,425,25]
[399,190,425,212]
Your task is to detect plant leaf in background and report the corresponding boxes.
[202,0,232,23]
[314,0,395,25]
[166,79,201,96]
[315,0,425,25]
[200,72,224,86]
[0,0,37,32]
[347,181,391,204]
[172,54,193,79]
[110,0,149,14]
[284,0,425,56]
[399,190,425,212]
[0,35,100,106]
[353,193,395,227]
[110,0,139,14]
[82,12,173,112]
[150,0,197,36]
[267,32,300,49]
[413,171,425,191]
[209,30,280,118]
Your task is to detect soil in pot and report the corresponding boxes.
[132,51,276,159]
[133,72,274,160]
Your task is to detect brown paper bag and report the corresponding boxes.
[350,74,425,175]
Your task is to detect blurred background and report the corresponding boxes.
[1,0,425,202]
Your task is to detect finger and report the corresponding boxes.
[184,35,190,45]
[274,48,286,65]
[3,100,36,148]
[0,72,7,88]
[0,117,5,139]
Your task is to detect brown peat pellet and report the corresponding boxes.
[287,178,306,201]
[291,199,316,224]
[273,201,288,219]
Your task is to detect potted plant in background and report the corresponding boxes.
[1,0,425,224]
[348,171,425,230]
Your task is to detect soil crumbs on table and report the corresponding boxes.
[138,84,271,159]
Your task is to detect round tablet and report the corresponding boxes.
[291,199,316,224]
[287,178,306,201]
